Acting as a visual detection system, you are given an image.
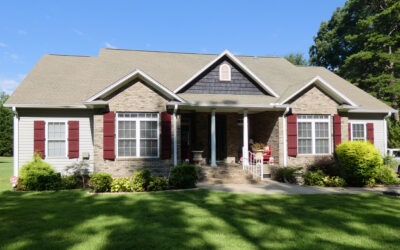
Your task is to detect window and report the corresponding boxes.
[297,115,331,154]
[117,113,159,158]
[47,122,66,157]
[351,123,366,141]
[219,63,231,81]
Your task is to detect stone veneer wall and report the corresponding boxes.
[287,86,342,166]
[249,111,281,165]
[93,79,179,177]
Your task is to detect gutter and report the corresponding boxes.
[4,104,88,109]
[282,106,290,167]
[384,111,392,156]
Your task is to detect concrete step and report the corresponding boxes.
[198,166,260,184]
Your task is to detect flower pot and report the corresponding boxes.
[192,150,204,166]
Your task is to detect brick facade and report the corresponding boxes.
[93,79,178,177]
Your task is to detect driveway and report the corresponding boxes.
[197,180,400,195]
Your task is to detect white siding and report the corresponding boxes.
[349,113,386,155]
[17,109,94,174]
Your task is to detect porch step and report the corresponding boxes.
[198,165,260,184]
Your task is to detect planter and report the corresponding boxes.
[254,150,264,160]
[192,151,204,166]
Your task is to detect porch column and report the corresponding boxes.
[211,109,217,167]
[12,107,19,177]
[243,110,249,166]
[173,106,178,166]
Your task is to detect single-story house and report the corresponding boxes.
[5,49,396,177]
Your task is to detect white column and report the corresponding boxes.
[243,110,249,166]
[12,107,19,177]
[173,108,178,166]
[211,109,217,167]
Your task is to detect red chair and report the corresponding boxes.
[263,146,273,164]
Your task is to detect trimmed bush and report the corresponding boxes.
[148,177,169,191]
[323,176,347,187]
[336,141,382,186]
[111,177,134,192]
[274,166,302,183]
[308,157,342,177]
[90,172,112,192]
[18,156,61,191]
[169,163,198,188]
[61,175,82,189]
[383,155,399,170]
[132,169,152,192]
[375,165,400,185]
[304,170,325,186]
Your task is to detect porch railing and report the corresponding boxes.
[242,148,263,180]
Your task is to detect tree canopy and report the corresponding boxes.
[284,53,309,66]
[0,92,13,156]
[310,0,400,110]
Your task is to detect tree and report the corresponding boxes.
[284,53,309,66]
[387,117,400,148]
[310,0,400,110]
[0,92,13,156]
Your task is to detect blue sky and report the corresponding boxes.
[0,0,346,94]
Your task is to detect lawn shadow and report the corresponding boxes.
[0,189,399,249]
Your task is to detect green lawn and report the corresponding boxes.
[0,157,13,192]
[1,159,400,249]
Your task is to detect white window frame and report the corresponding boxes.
[219,63,231,81]
[116,113,160,159]
[45,121,68,159]
[297,115,331,155]
[350,122,367,141]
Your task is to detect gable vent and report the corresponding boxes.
[219,63,231,81]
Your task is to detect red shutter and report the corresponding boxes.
[68,121,79,158]
[161,112,172,159]
[287,114,297,157]
[34,121,45,158]
[367,123,374,144]
[333,114,342,149]
[348,123,351,141]
[103,112,115,159]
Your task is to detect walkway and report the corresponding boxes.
[197,180,400,195]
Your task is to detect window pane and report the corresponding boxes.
[48,141,65,157]
[316,139,329,154]
[48,122,65,140]
[140,121,157,139]
[352,124,365,140]
[118,121,136,139]
[140,140,158,157]
[315,122,329,138]
[298,122,312,138]
[118,139,136,157]
[298,139,312,154]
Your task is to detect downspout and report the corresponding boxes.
[173,104,178,166]
[384,111,392,156]
[282,107,290,167]
[12,106,19,179]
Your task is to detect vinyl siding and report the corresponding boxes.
[348,113,386,155]
[17,109,94,174]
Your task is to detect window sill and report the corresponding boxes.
[296,154,332,156]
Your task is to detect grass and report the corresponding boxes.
[1,159,400,249]
[0,157,13,192]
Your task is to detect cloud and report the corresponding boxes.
[3,52,19,62]
[105,42,117,49]
[0,76,22,94]
[17,29,27,35]
[0,42,6,48]
[72,28,84,36]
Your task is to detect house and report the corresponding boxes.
[5,49,396,178]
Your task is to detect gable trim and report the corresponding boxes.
[85,69,186,103]
[173,50,280,98]
[280,76,357,107]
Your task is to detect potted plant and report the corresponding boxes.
[251,142,265,160]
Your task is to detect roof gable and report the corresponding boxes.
[173,50,280,97]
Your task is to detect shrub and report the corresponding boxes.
[169,163,198,188]
[273,166,302,183]
[304,170,325,186]
[308,157,342,177]
[336,141,382,186]
[111,177,134,192]
[64,160,90,187]
[18,155,61,191]
[90,172,112,192]
[61,175,82,189]
[323,176,347,187]
[148,177,169,191]
[374,165,400,185]
[132,169,152,192]
[382,155,399,170]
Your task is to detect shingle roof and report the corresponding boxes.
[5,48,395,112]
